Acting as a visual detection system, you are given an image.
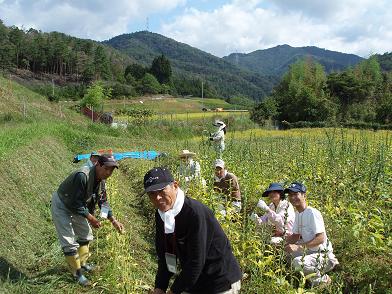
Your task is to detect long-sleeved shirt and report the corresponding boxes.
[213,172,241,201]
[155,196,242,294]
[179,159,201,181]
[84,160,113,218]
[259,199,295,236]
[210,129,225,151]
[57,166,104,217]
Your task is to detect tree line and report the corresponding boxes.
[0,20,217,101]
[251,56,392,127]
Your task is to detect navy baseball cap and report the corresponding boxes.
[143,167,174,193]
[262,183,284,197]
[284,182,306,193]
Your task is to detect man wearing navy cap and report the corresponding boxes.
[144,167,242,294]
[284,182,339,287]
[51,154,124,286]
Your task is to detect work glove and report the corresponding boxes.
[249,212,258,222]
[257,199,270,211]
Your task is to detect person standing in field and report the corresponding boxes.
[144,167,242,294]
[284,182,339,287]
[251,183,295,244]
[51,154,124,286]
[210,120,226,158]
[213,159,241,215]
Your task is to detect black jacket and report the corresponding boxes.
[154,196,242,294]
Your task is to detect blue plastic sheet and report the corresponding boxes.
[73,151,160,162]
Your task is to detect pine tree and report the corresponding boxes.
[150,54,172,84]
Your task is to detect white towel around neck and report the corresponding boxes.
[158,188,185,234]
[214,170,227,181]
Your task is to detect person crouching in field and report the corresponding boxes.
[251,183,295,244]
[178,149,206,191]
[213,159,242,215]
[144,167,242,294]
[284,182,339,287]
[51,154,124,286]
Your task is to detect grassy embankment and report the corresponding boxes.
[0,76,162,293]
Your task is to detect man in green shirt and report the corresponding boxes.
[51,154,124,285]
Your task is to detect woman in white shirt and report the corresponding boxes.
[253,183,296,244]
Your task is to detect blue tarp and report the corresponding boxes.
[73,151,160,162]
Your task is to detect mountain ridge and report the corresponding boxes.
[105,32,364,99]
[105,31,277,100]
[223,44,363,76]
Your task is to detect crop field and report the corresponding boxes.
[102,97,238,114]
[97,128,392,293]
[115,110,248,123]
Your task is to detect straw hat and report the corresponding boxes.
[179,149,196,158]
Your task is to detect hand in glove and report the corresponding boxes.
[249,212,258,222]
[257,199,270,211]
[250,212,263,224]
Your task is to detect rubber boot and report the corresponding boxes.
[65,255,90,286]
[78,244,94,272]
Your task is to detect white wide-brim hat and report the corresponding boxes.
[179,149,196,158]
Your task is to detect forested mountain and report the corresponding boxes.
[1,19,384,102]
[224,44,363,77]
[376,52,392,72]
[104,31,278,100]
[0,20,133,84]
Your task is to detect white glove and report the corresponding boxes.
[249,212,261,224]
[257,199,270,211]
[249,212,258,222]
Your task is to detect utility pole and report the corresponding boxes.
[201,81,204,99]
[146,17,150,31]
[201,80,204,109]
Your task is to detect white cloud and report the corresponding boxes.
[0,0,391,57]
[160,0,392,57]
[0,0,186,40]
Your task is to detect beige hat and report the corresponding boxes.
[179,149,196,158]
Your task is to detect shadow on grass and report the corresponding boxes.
[0,257,27,282]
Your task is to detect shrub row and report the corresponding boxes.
[279,120,392,130]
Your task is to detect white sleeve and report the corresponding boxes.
[194,162,201,177]
[292,213,299,234]
[267,208,285,228]
[311,209,326,234]
[212,130,223,141]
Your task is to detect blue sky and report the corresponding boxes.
[1,0,391,57]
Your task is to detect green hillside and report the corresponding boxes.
[224,44,363,77]
[0,77,159,293]
[104,31,278,100]
[376,51,392,71]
